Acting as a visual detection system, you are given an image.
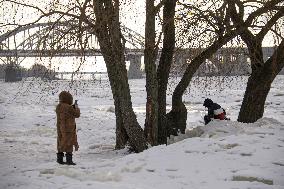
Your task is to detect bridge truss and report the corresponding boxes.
[0,21,145,63]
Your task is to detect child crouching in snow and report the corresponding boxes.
[203,98,228,125]
[56,91,80,165]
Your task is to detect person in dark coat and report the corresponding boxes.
[203,98,227,125]
[56,91,80,165]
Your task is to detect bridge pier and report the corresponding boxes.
[126,54,143,79]
[4,57,22,82]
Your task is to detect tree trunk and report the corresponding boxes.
[144,0,158,146]
[166,102,187,136]
[93,0,147,152]
[167,32,238,136]
[238,40,284,122]
[157,0,176,144]
[114,102,128,149]
[227,0,284,123]
[238,69,272,123]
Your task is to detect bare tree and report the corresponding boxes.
[157,0,177,144]
[3,0,281,151]
[143,0,177,145]
[1,0,177,150]
[1,0,148,152]
[166,0,282,132]
[227,0,284,123]
[93,0,148,152]
[167,0,239,134]
[144,0,159,146]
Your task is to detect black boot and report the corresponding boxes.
[57,152,65,164]
[66,153,76,165]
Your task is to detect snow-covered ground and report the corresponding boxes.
[0,75,284,189]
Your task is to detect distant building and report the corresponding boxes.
[173,47,282,76]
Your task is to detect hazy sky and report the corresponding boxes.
[0,0,147,71]
[0,0,282,72]
[0,0,146,35]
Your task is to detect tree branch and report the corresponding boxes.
[154,0,166,14]
[173,29,239,104]
[256,7,284,41]
[4,0,45,14]
[245,0,284,25]
[264,39,284,75]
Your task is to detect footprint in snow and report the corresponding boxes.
[240,153,252,156]
[184,150,199,154]
[40,169,55,175]
[219,143,239,149]
[166,168,178,172]
[146,169,155,172]
[272,162,284,166]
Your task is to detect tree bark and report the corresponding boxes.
[157,0,176,144]
[93,0,147,152]
[238,40,284,122]
[144,0,158,146]
[228,0,284,123]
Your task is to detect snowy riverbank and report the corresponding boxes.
[1,76,284,189]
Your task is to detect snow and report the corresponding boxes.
[0,75,284,189]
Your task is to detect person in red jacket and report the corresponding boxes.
[203,98,228,125]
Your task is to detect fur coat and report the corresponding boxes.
[56,91,80,152]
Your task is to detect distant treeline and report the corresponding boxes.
[0,64,56,81]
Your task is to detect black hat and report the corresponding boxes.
[203,98,213,107]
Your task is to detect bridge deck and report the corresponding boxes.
[0,49,144,57]
[55,72,107,75]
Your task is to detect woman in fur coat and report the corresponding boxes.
[56,91,80,165]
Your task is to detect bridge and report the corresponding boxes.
[0,49,145,57]
[54,71,106,79]
[0,21,281,80]
[0,21,145,79]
